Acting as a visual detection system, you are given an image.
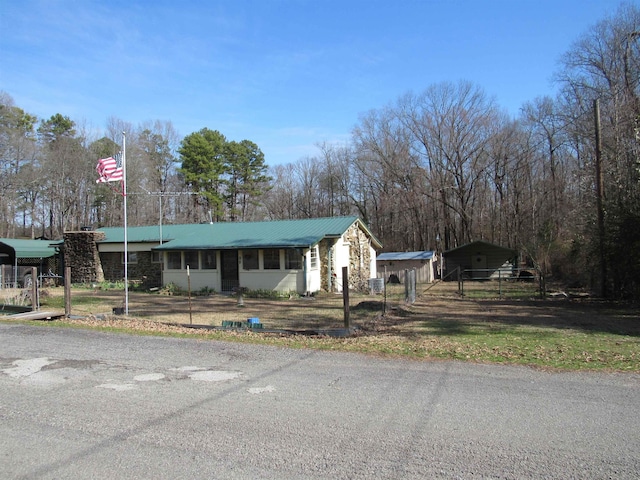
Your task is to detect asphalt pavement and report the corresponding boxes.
[1,323,638,479]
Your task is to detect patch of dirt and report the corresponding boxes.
[38,283,640,338]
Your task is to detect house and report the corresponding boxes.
[376,251,436,284]
[63,216,382,294]
[443,240,517,280]
[0,239,59,287]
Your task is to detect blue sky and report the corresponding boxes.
[0,0,628,166]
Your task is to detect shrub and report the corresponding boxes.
[159,283,184,296]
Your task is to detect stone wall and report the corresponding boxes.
[318,224,373,293]
[319,238,335,292]
[63,231,105,283]
[345,223,372,292]
[101,251,161,287]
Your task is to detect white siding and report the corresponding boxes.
[162,270,221,291]
[332,236,350,292]
[369,246,377,278]
[238,270,301,292]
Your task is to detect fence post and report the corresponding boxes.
[410,269,416,303]
[30,267,37,311]
[458,266,464,296]
[187,265,192,325]
[404,269,409,301]
[383,266,387,316]
[499,269,502,297]
[64,266,71,317]
[342,266,350,330]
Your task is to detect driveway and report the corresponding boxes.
[1,323,638,479]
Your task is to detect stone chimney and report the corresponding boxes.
[63,230,106,284]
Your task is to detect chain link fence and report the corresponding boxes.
[455,267,543,299]
[23,265,544,332]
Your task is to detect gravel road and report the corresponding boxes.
[0,323,638,479]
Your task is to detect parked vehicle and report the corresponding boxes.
[0,265,62,288]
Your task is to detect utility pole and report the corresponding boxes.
[594,99,607,298]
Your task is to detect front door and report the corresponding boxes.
[220,250,239,292]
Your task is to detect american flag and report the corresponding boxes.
[96,153,124,183]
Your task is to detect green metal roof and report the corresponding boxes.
[444,240,516,256]
[97,216,382,250]
[97,224,188,244]
[0,239,57,258]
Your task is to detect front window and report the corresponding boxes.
[263,249,280,269]
[310,247,318,269]
[285,249,302,270]
[243,249,258,270]
[167,251,181,269]
[122,252,138,264]
[184,251,199,269]
[202,250,217,269]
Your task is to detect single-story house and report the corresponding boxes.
[63,216,382,294]
[0,239,59,287]
[443,240,517,280]
[376,251,436,284]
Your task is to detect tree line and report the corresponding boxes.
[1,4,638,298]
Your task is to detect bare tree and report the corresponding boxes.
[397,81,502,247]
[556,3,640,297]
[262,163,298,220]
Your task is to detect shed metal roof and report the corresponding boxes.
[0,239,57,258]
[444,240,516,256]
[377,251,434,261]
[97,216,382,250]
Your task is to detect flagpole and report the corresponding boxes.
[123,131,129,315]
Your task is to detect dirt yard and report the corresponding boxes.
[34,281,639,338]
[4,281,638,370]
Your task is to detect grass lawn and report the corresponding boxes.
[2,281,638,372]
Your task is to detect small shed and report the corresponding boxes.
[443,241,516,280]
[376,251,435,284]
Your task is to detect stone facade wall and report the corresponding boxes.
[345,223,372,292]
[63,231,105,283]
[319,238,333,292]
[99,252,120,281]
[318,224,373,293]
[101,251,161,287]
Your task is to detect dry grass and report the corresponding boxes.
[5,281,639,371]
[54,287,378,330]
[1,288,32,307]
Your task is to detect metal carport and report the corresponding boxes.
[0,239,58,288]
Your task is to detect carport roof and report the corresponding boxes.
[0,239,57,258]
